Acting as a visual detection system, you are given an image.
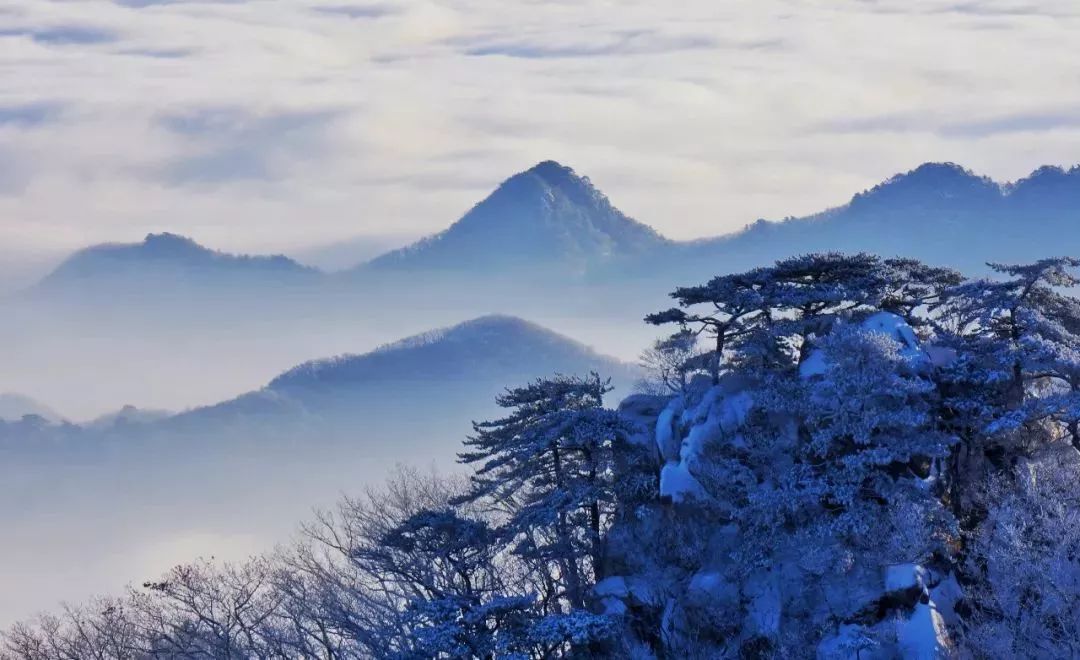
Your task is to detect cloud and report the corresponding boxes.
[940,111,1080,137]
[0,102,63,127]
[814,109,1080,138]
[114,0,246,7]
[312,4,396,19]
[1,0,1079,254]
[157,108,345,185]
[0,25,117,45]
[115,46,192,58]
[463,31,720,59]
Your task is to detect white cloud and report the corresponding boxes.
[1,0,1079,253]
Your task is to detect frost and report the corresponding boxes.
[861,311,921,359]
[817,624,880,660]
[743,570,781,639]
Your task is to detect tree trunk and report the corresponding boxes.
[552,443,584,609]
[712,329,725,385]
[589,499,603,581]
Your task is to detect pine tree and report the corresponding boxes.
[645,267,770,383]
[457,373,632,614]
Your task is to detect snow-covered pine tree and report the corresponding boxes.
[645,267,770,383]
[457,374,633,614]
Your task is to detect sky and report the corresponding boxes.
[2,0,1080,258]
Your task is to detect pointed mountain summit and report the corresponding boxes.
[34,232,317,295]
[364,161,669,274]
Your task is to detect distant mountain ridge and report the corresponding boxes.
[23,160,1080,298]
[680,162,1080,276]
[32,232,317,296]
[361,161,670,275]
[270,314,633,392]
[161,314,637,435]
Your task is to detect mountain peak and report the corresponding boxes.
[850,161,1000,210]
[882,161,993,189]
[268,314,631,393]
[523,160,584,188]
[33,233,315,295]
[364,161,668,274]
[527,159,573,177]
[139,232,212,258]
[143,231,201,247]
[373,314,555,353]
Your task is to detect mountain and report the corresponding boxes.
[24,161,1080,300]
[270,314,635,396]
[167,314,638,436]
[32,232,318,297]
[360,161,670,276]
[684,162,1080,276]
[0,393,62,422]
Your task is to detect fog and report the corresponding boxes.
[0,277,655,626]
[0,280,660,420]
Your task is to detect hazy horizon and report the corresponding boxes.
[3,0,1080,257]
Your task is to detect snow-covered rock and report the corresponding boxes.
[885,564,930,595]
[659,462,705,502]
[928,572,962,627]
[619,394,671,450]
[896,602,951,659]
[687,571,739,608]
[658,378,754,502]
[654,398,683,463]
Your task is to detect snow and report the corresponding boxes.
[863,311,917,348]
[928,573,963,627]
[593,576,628,598]
[680,386,753,462]
[660,462,705,502]
[885,564,929,594]
[654,399,682,462]
[688,571,739,606]
[718,391,753,433]
[896,602,950,659]
[924,345,957,368]
[620,394,670,447]
[679,385,721,428]
[861,311,926,365]
[803,312,928,379]
[800,349,828,378]
[599,596,627,616]
[656,385,753,502]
